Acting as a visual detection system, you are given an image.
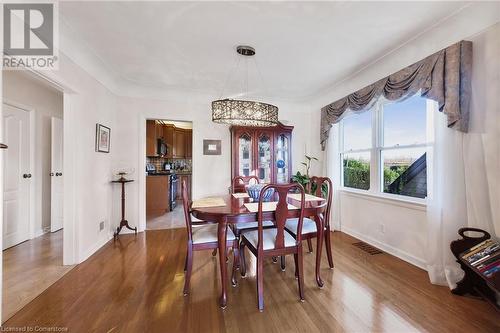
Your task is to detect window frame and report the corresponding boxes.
[339,98,433,205]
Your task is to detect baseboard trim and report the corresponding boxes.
[341,226,427,270]
[79,234,113,263]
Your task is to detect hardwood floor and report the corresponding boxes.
[2,230,74,322]
[4,229,499,332]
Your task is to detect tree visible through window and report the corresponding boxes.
[341,111,371,190]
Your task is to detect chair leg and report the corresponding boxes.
[183,245,193,296]
[231,245,239,287]
[240,242,247,277]
[307,238,313,253]
[184,248,188,272]
[256,256,264,311]
[280,256,286,271]
[293,253,299,279]
[325,227,334,269]
[212,248,217,257]
[272,256,278,263]
[297,247,305,302]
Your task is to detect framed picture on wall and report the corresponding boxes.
[203,139,221,155]
[96,124,111,153]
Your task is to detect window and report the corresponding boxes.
[341,111,371,190]
[340,95,431,200]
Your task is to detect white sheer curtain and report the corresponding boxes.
[323,123,341,231]
[426,99,497,289]
[426,25,499,288]
[426,108,467,288]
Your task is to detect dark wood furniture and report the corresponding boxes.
[146,175,170,214]
[450,227,500,311]
[232,175,259,193]
[191,193,327,308]
[230,122,293,185]
[112,178,136,238]
[181,180,239,296]
[177,174,191,200]
[284,177,334,287]
[239,184,306,311]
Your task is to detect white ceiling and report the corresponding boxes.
[60,1,470,101]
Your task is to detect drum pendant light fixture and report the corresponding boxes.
[212,45,279,127]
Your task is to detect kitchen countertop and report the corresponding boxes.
[147,171,192,176]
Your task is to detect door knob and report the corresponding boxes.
[56,172,62,176]
[50,173,54,176]
[23,174,32,178]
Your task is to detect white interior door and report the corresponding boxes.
[2,104,31,249]
[50,117,63,232]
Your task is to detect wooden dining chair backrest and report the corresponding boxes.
[181,179,193,242]
[257,183,305,251]
[232,175,260,193]
[310,176,333,228]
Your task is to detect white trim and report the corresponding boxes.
[341,226,427,270]
[340,98,431,201]
[138,115,147,233]
[340,188,426,211]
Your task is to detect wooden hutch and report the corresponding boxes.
[230,122,293,189]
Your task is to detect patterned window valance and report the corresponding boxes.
[320,40,472,150]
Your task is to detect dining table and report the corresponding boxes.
[191,193,327,308]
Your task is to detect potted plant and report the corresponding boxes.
[291,155,318,194]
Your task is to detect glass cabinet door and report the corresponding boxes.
[276,134,289,183]
[238,133,252,177]
[257,134,272,183]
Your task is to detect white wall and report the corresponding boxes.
[313,15,500,268]
[3,71,64,236]
[113,96,317,231]
[38,52,118,264]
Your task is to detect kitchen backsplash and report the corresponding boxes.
[147,157,192,172]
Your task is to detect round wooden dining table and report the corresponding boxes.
[191,194,327,308]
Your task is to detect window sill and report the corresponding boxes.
[339,187,427,211]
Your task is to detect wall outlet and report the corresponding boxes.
[99,221,105,231]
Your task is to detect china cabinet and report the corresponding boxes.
[230,122,293,186]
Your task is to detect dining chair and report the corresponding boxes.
[284,177,334,274]
[229,176,275,266]
[182,179,239,296]
[212,175,265,258]
[239,183,306,311]
[232,175,260,193]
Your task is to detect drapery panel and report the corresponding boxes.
[320,40,472,150]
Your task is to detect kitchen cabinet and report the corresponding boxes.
[149,122,192,159]
[176,174,191,200]
[146,175,170,214]
[185,130,192,158]
[163,124,174,158]
[173,129,186,158]
[146,120,157,157]
[230,122,293,187]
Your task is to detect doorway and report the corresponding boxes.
[2,70,69,322]
[145,119,192,230]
